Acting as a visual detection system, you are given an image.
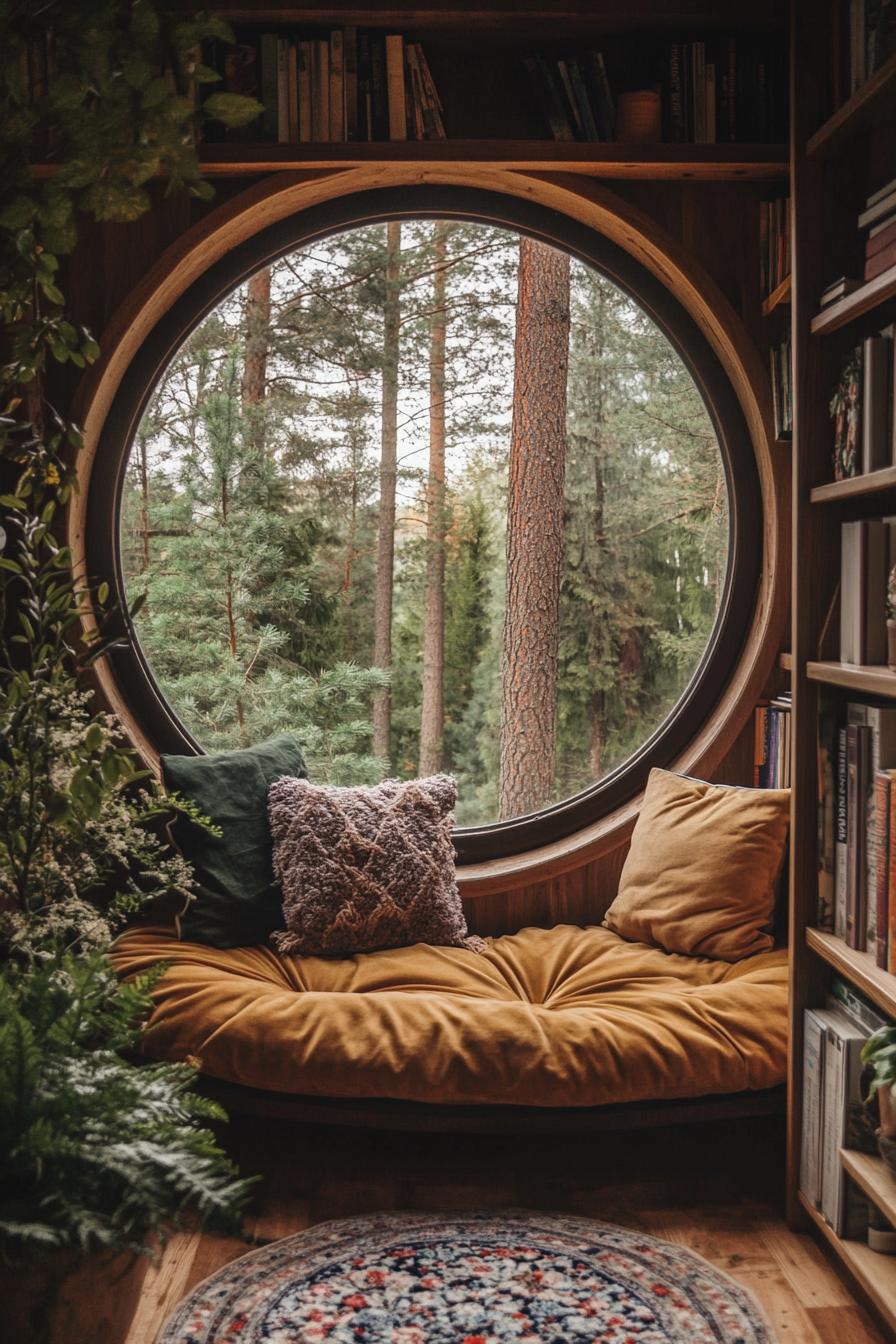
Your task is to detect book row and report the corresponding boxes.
[528,37,785,146]
[831,329,896,481]
[759,197,791,300]
[830,0,896,110]
[817,698,896,969]
[800,981,887,1239]
[203,29,444,144]
[770,335,793,441]
[753,697,791,789]
[819,178,896,313]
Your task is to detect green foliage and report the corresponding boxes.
[0,951,255,1258]
[0,0,261,1260]
[862,1026,896,1104]
[124,221,728,824]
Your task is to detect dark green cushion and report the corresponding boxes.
[162,734,306,948]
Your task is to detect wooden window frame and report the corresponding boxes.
[80,182,764,864]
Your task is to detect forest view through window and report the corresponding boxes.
[120,219,729,828]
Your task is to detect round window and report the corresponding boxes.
[94,187,760,860]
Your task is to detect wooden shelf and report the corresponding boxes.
[807,52,896,158]
[138,141,789,180]
[810,466,896,503]
[210,2,787,32]
[806,927,896,1018]
[761,273,792,315]
[810,263,896,335]
[798,1191,896,1335]
[778,651,793,672]
[806,662,896,699]
[842,1150,896,1229]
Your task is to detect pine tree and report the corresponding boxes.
[498,238,570,821]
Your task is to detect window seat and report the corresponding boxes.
[110,922,787,1112]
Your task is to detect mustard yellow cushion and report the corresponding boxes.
[110,922,787,1107]
[603,769,790,962]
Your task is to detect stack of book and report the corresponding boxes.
[800,978,884,1238]
[202,29,445,143]
[524,36,785,144]
[753,695,792,787]
[523,53,615,143]
[770,334,793,440]
[831,332,896,478]
[759,197,791,299]
[839,519,892,662]
[830,0,896,108]
[859,178,896,283]
[818,694,896,967]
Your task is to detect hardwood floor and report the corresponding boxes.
[66,1114,890,1344]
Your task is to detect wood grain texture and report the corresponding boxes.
[71,1114,885,1344]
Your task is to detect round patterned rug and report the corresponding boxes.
[157,1211,772,1344]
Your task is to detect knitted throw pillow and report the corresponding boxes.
[269,774,484,958]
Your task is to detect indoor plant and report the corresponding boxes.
[861,1025,896,1172]
[0,3,261,1335]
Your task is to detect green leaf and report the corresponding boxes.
[202,93,263,128]
[0,196,36,230]
[0,495,27,509]
[97,582,109,605]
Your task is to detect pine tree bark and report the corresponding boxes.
[498,238,570,821]
[419,221,449,776]
[372,221,402,763]
[240,266,271,454]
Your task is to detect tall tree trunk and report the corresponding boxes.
[419,221,449,776]
[240,266,271,454]
[136,429,151,574]
[372,221,402,762]
[498,238,570,821]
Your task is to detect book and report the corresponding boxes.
[819,1007,870,1236]
[344,26,358,141]
[866,216,896,254]
[859,184,896,230]
[820,276,862,307]
[862,334,892,470]
[835,725,849,940]
[524,55,575,141]
[839,520,888,663]
[875,769,895,968]
[329,29,345,142]
[829,973,888,1033]
[286,41,298,142]
[276,37,289,143]
[370,37,388,141]
[857,700,896,956]
[297,41,312,142]
[818,704,837,932]
[260,33,279,140]
[312,39,329,142]
[385,34,406,140]
[845,721,870,948]
[865,238,896,280]
[889,770,896,974]
[800,1008,826,1209]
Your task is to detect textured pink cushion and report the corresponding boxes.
[269,774,482,958]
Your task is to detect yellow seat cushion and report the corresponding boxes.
[110,923,787,1108]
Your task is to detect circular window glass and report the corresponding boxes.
[120,217,729,830]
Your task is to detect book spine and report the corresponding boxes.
[286,41,298,142]
[297,41,312,142]
[415,45,445,139]
[862,335,891,471]
[889,767,896,972]
[668,43,684,143]
[821,1026,844,1228]
[875,770,891,968]
[835,725,849,939]
[801,1010,825,1208]
[370,36,388,141]
[276,37,289,143]
[329,29,345,142]
[344,25,358,141]
[818,709,835,931]
[865,239,896,280]
[385,34,407,141]
[260,33,279,140]
[845,722,867,949]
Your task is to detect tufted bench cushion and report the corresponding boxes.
[110,923,787,1109]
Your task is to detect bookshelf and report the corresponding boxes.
[788,0,896,1331]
